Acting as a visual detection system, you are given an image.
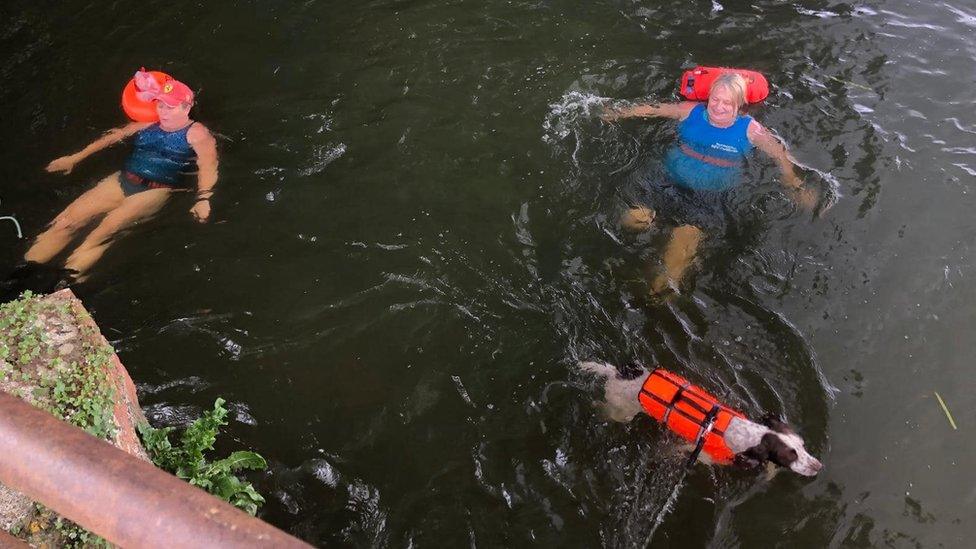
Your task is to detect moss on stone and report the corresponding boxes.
[0,291,116,440]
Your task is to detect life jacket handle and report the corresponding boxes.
[661,380,690,426]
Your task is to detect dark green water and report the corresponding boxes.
[3,0,975,546]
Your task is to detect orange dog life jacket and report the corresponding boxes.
[638,368,746,464]
[679,66,770,104]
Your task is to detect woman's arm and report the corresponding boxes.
[187,123,218,223]
[45,122,151,174]
[748,121,818,211]
[602,101,697,122]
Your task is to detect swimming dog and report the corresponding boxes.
[581,361,822,476]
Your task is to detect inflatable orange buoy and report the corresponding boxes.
[637,368,747,465]
[679,66,769,104]
[121,70,170,122]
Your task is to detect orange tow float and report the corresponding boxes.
[679,66,770,104]
[121,70,170,122]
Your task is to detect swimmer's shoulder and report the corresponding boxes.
[186,121,214,144]
[675,102,698,120]
[746,119,767,143]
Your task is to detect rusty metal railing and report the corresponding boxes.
[0,391,311,548]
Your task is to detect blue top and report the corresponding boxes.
[664,104,753,192]
[123,123,197,187]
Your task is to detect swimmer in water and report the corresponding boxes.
[24,72,218,284]
[602,72,818,295]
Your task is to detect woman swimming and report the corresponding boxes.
[24,72,218,284]
[602,72,818,294]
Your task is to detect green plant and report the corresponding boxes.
[48,349,117,440]
[1,292,117,440]
[139,398,267,515]
[52,515,109,548]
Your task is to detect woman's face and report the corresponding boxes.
[155,100,191,127]
[706,86,739,127]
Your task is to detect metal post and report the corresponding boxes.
[0,391,311,548]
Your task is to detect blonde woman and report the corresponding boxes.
[603,73,817,294]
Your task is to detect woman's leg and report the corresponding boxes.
[65,188,172,281]
[621,205,656,231]
[24,173,125,264]
[651,224,703,295]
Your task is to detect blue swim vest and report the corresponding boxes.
[123,123,197,187]
[664,104,753,192]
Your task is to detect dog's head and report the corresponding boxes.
[734,415,823,476]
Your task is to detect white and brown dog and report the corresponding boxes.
[581,362,823,476]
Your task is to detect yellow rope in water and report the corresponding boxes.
[934,392,958,430]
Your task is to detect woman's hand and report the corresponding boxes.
[795,186,819,211]
[786,176,819,212]
[190,199,211,223]
[46,155,79,174]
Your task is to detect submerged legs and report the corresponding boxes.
[24,174,125,264]
[650,224,703,295]
[65,188,172,281]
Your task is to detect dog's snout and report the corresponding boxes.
[810,458,824,474]
[795,457,823,476]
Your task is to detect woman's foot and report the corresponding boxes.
[52,268,81,291]
[650,272,678,297]
[621,206,656,232]
[0,262,75,301]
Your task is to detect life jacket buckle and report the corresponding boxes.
[685,404,721,469]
